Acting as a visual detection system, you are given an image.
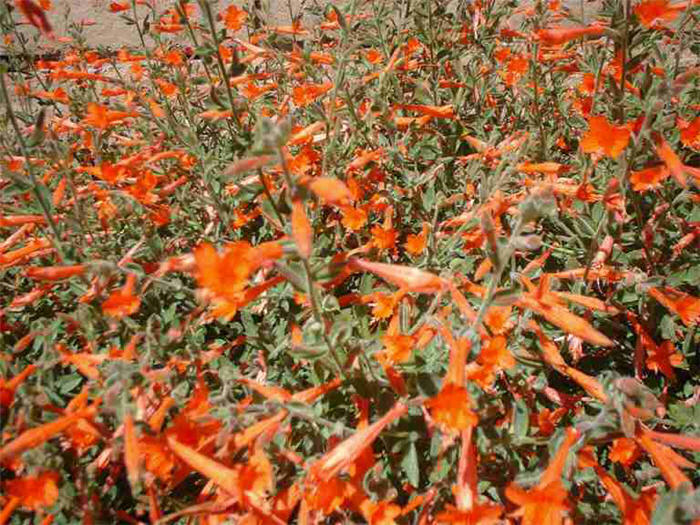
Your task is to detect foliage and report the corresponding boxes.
[0,0,699,523]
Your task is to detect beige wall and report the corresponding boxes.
[12,0,304,50]
[12,1,602,52]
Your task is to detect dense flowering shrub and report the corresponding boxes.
[0,0,699,523]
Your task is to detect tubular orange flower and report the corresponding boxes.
[536,23,606,45]
[0,364,36,410]
[425,383,479,431]
[0,405,97,462]
[679,116,700,149]
[580,115,631,158]
[349,258,446,293]
[578,448,656,524]
[517,293,613,347]
[646,340,683,380]
[634,0,686,28]
[15,0,53,37]
[308,177,353,205]
[292,82,333,107]
[517,161,568,175]
[166,436,241,496]
[655,135,689,188]
[506,428,579,525]
[288,121,325,146]
[340,206,368,230]
[629,164,670,192]
[381,333,415,364]
[308,402,407,482]
[0,238,52,267]
[291,199,313,259]
[404,223,429,256]
[123,414,141,489]
[395,104,456,118]
[25,264,86,281]
[648,286,700,326]
[4,471,60,510]
[609,438,641,467]
[109,2,129,13]
[635,429,691,489]
[102,274,140,319]
[81,103,137,130]
[222,4,247,31]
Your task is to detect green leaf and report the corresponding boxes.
[58,373,83,394]
[401,443,420,487]
[512,398,529,440]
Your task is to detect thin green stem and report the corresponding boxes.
[0,72,65,259]
[198,0,240,125]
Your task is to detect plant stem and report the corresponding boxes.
[616,0,631,123]
[277,148,346,377]
[198,0,240,125]
[0,72,65,260]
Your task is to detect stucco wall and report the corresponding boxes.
[11,0,304,50]
[11,1,602,52]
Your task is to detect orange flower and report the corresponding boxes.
[395,104,455,119]
[634,0,685,28]
[293,82,333,107]
[609,438,641,467]
[0,364,36,410]
[308,402,407,482]
[155,79,177,98]
[648,286,700,326]
[506,428,578,525]
[629,164,670,192]
[291,199,313,259]
[580,115,630,158]
[15,0,53,37]
[381,333,415,364]
[223,4,247,31]
[426,383,479,431]
[123,414,141,488]
[0,405,97,462]
[102,274,140,318]
[166,436,241,496]
[368,292,397,319]
[536,408,568,436]
[371,225,397,251]
[350,258,445,293]
[405,223,429,256]
[304,476,354,514]
[193,241,283,320]
[365,48,383,64]
[360,499,402,524]
[32,87,68,104]
[82,103,136,130]
[635,429,691,489]
[578,448,656,524]
[25,264,86,281]
[655,135,689,188]
[536,23,606,45]
[646,340,684,380]
[436,502,504,524]
[308,177,353,205]
[341,205,368,230]
[139,435,176,483]
[478,335,515,371]
[517,161,568,175]
[4,471,59,510]
[517,290,613,347]
[194,241,279,296]
[679,116,700,149]
[109,1,129,12]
